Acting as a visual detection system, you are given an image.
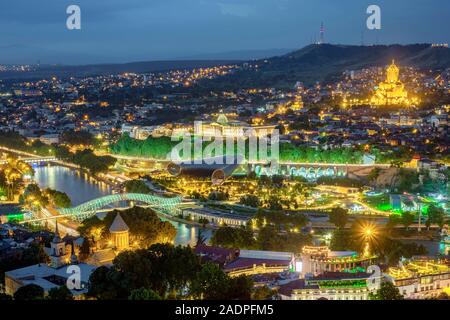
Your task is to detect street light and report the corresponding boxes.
[360,222,378,257]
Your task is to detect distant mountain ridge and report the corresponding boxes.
[2,44,449,85]
[200,43,450,88]
[0,59,241,80]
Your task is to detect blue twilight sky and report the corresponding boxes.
[0,0,448,65]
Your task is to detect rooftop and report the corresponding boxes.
[5,263,97,295]
[109,212,129,233]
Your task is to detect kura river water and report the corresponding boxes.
[32,164,211,246]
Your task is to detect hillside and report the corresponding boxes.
[0,59,240,80]
[199,43,450,89]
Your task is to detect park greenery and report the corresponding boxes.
[328,207,349,229]
[124,179,152,194]
[78,206,177,247]
[19,184,71,209]
[6,283,74,301]
[369,281,404,300]
[0,156,33,200]
[211,223,312,253]
[0,131,116,175]
[110,134,411,164]
[0,131,56,156]
[87,243,253,300]
[57,147,117,175]
[60,130,99,148]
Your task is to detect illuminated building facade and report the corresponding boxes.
[385,258,450,299]
[371,61,414,106]
[290,95,304,111]
[278,272,376,300]
[341,61,419,108]
[195,114,276,139]
[300,246,376,277]
[109,213,130,251]
[224,250,296,277]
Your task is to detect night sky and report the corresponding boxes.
[0,0,448,65]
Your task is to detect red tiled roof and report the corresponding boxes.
[194,245,238,265]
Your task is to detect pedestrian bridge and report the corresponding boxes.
[0,156,57,165]
[58,193,184,222]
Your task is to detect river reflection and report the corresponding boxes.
[33,165,111,206]
[32,165,210,246]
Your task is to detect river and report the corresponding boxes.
[32,164,211,246]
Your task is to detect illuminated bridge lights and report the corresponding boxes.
[59,193,183,222]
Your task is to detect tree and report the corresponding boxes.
[428,205,446,229]
[45,188,71,208]
[61,130,97,147]
[330,229,352,251]
[14,284,45,300]
[0,293,12,300]
[401,212,416,230]
[190,263,232,300]
[78,206,177,248]
[124,180,151,194]
[0,243,49,284]
[208,191,229,201]
[229,275,253,300]
[386,214,402,231]
[54,145,73,161]
[128,288,161,300]
[252,286,275,300]
[88,244,202,299]
[329,207,349,229]
[21,184,49,208]
[267,195,283,211]
[369,281,403,300]
[47,286,73,300]
[211,226,255,249]
[239,194,261,208]
[256,226,281,251]
[72,149,117,175]
[87,266,126,300]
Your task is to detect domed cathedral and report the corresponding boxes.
[109,212,130,251]
[371,60,410,106]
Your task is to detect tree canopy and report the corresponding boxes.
[87,243,253,300]
[14,284,45,301]
[369,281,404,300]
[78,206,177,247]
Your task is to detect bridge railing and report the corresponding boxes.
[59,193,183,221]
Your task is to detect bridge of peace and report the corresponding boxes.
[21,193,249,229]
[1,145,388,228]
